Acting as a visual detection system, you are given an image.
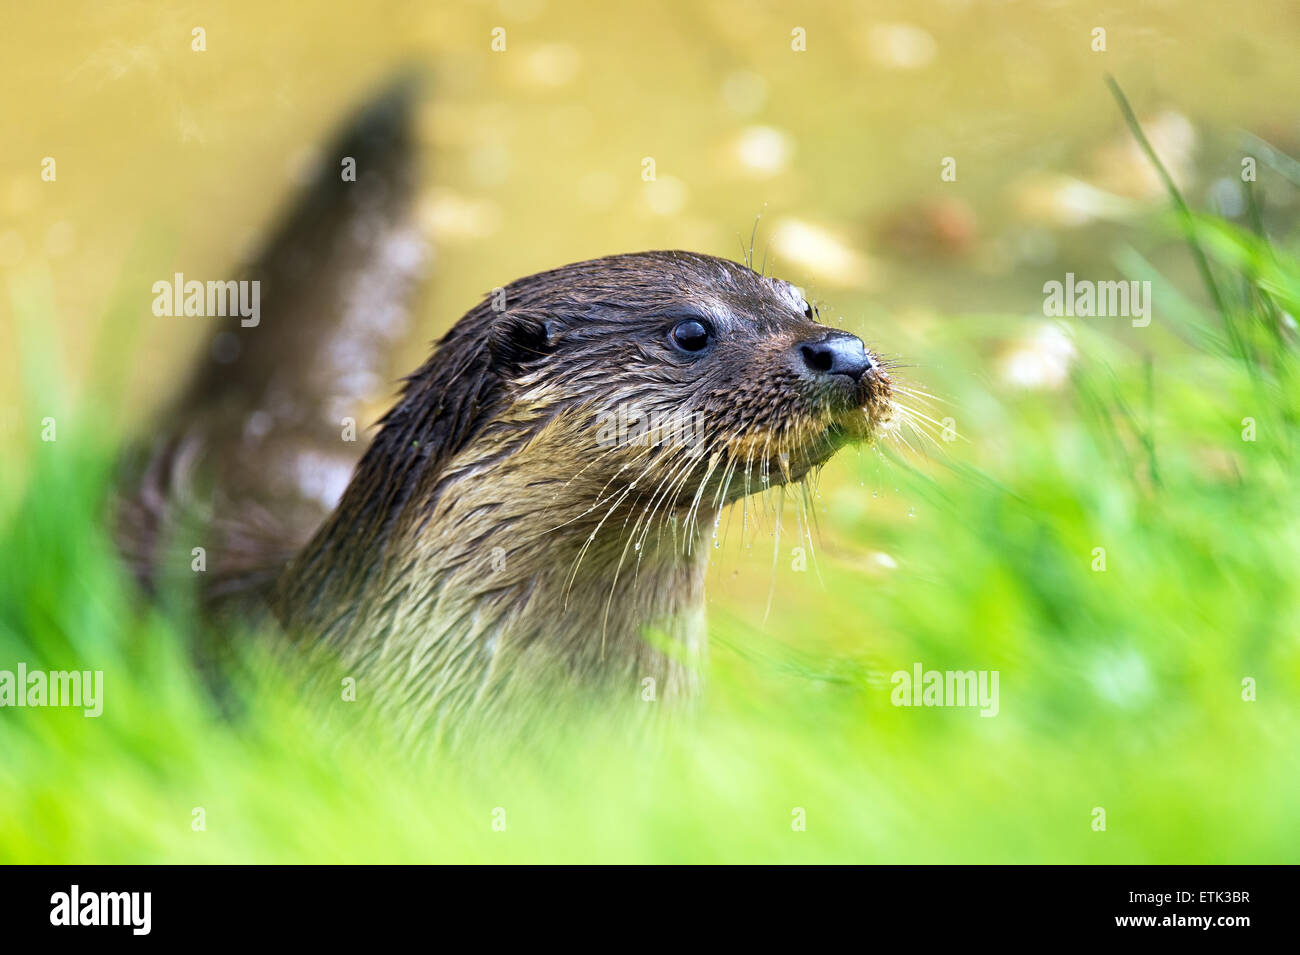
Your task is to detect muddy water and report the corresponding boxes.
[2,0,1297,606]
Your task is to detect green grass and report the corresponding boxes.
[3,145,1300,863]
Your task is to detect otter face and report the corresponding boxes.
[484,250,893,513]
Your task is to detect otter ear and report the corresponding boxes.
[488,310,560,369]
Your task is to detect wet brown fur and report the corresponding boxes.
[272,251,892,737]
[116,81,893,743]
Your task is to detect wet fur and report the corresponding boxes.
[116,82,893,743]
[273,251,891,737]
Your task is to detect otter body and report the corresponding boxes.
[119,85,893,740]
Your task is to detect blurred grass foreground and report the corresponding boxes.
[3,112,1300,864]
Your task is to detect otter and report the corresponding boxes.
[273,250,893,732]
[118,82,895,740]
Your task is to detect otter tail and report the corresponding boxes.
[116,74,430,618]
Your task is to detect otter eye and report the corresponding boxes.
[803,301,815,319]
[670,318,712,353]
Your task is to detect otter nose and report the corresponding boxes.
[797,332,873,382]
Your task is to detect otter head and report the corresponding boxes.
[279,251,894,631]
[275,250,896,715]
[484,251,893,515]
